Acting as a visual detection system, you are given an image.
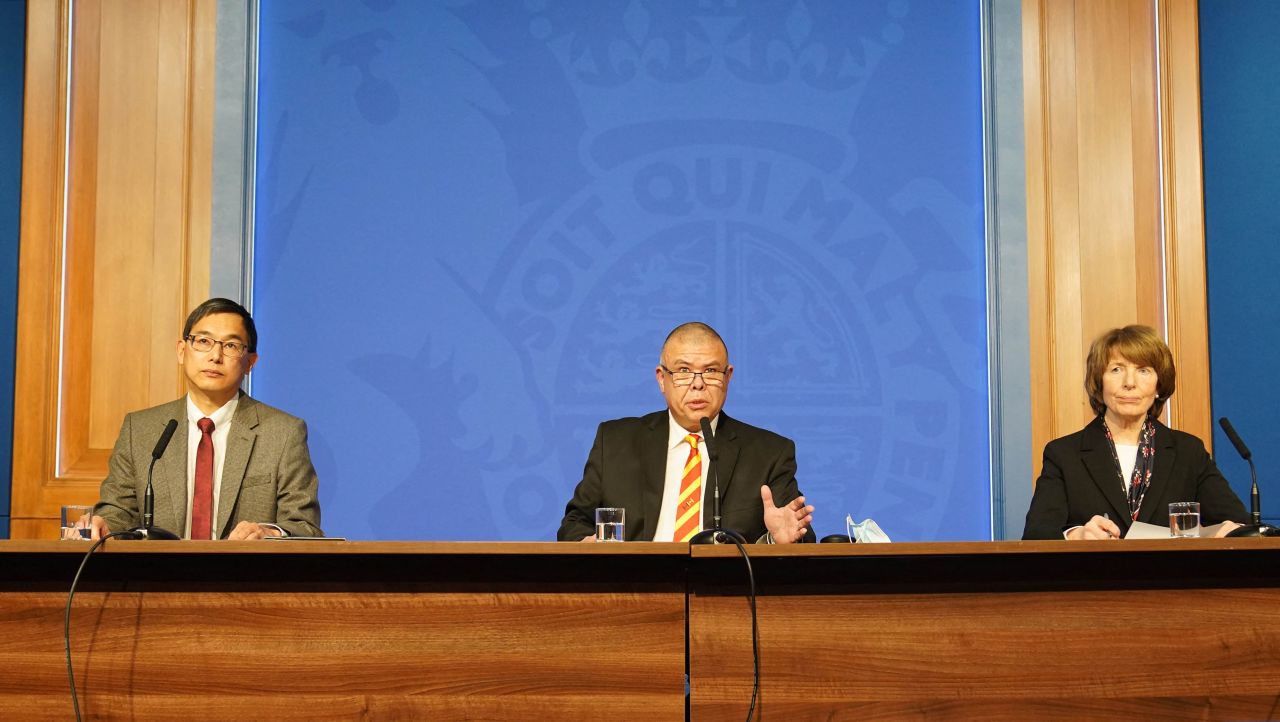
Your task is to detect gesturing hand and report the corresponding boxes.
[761,485,814,544]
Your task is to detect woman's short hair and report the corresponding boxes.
[1084,325,1176,418]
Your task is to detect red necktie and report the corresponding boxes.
[673,434,702,542]
[191,417,215,540]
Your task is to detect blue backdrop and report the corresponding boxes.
[1201,0,1280,523]
[0,0,28,540]
[251,0,990,541]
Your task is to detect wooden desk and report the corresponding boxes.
[0,541,688,721]
[7,539,1280,721]
[689,539,1280,721]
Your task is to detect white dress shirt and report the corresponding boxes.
[652,412,717,542]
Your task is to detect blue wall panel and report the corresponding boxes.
[252,0,989,541]
[1202,0,1280,523]
[1,0,29,539]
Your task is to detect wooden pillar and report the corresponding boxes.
[1024,0,1210,475]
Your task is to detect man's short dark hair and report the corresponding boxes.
[183,298,257,353]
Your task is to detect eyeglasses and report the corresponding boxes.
[185,335,251,358]
[661,365,726,387]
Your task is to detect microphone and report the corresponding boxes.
[1219,417,1278,538]
[152,418,179,460]
[701,417,722,532]
[1219,418,1258,522]
[123,419,181,540]
[689,417,746,545]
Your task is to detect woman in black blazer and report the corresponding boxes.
[1023,325,1248,540]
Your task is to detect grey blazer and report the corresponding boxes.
[95,393,323,538]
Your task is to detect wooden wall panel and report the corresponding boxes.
[10,0,215,539]
[10,1,66,542]
[1025,0,1211,478]
[1159,1,1213,439]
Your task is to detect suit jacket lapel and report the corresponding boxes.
[1079,418,1130,522]
[216,394,259,538]
[1137,423,1178,524]
[704,413,740,528]
[641,413,667,537]
[152,399,189,534]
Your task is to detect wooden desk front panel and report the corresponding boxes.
[689,541,1280,721]
[0,542,688,721]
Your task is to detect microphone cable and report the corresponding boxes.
[722,533,760,722]
[65,531,132,722]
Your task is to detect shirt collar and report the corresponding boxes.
[186,394,239,428]
[667,410,719,449]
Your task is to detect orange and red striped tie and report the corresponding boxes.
[674,434,702,542]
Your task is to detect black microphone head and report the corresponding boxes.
[698,417,717,460]
[152,419,179,460]
[1218,417,1252,461]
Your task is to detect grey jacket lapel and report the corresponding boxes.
[216,395,260,538]
[149,400,189,534]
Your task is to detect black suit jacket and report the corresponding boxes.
[557,411,811,542]
[1023,416,1248,539]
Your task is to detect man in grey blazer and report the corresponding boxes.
[90,298,322,539]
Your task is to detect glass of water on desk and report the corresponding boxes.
[1169,501,1201,538]
[595,507,624,542]
[60,505,93,540]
